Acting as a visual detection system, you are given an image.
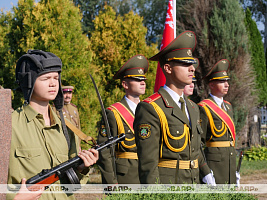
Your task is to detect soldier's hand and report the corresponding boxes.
[13,178,44,200]
[77,149,99,172]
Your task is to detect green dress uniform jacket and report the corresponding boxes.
[199,95,236,184]
[62,103,81,130]
[134,87,211,184]
[97,97,139,184]
[7,105,88,200]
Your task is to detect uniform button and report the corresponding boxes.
[28,154,31,157]
[230,135,232,138]
[230,152,233,156]
[177,131,179,134]
[128,130,130,133]
[192,134,194,138]
[192,148,195,152]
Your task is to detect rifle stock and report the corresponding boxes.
[26,133,125,188]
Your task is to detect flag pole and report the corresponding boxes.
[173,0,176,38]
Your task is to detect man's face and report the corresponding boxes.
[165,61,195,88]
[31,72,59,102]
[184,82,195,97]
[63,91,73,104]
[209,80,229,98]
[122,78,146,97]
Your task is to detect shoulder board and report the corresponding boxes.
[198,101,205,107]
[107,102,119,111]
[188,99,195,107]
[70,103,77,108]
[143,93,161,104]
[223,100,231,105]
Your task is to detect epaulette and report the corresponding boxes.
[70,103,77,107]
[198,101,205,107]
[223,100,231,105]
[143,92,161,104]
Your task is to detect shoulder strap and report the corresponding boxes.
[199,99,236,141]
[108,102,134,132]
[143,92,161,104]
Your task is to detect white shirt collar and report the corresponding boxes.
[210,93,224,108]
[124,96,139,114]
[163,85,184,105]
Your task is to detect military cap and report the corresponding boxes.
[113,54,149,80]
[192,58,199,82]
[62,85,74,92]
[149,31,197,64]
[204,59,230,81]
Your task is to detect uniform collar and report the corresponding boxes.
[210,93,224,108]
[163,85,185,106]
[24,104,60,126]
[124,96,139,114]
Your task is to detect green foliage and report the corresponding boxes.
[102,192,257,200]
[239,159,267,175]
[244,8,267,105]
[89,5,158,108]
[243,146,267,161]
[233,106,248,134]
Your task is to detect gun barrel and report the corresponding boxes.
[26,133,125,187]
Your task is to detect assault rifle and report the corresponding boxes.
[26,133,125,189]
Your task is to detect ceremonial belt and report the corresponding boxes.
[199,99,236,141]
[158,159,198,169]
[116,152,138,159]
[206,141,234,147]
[108,102,134,132]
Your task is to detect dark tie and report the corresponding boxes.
[221,103,227,112]
[179,97,187,117]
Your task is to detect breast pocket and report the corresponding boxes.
[168,124,186,149]
[15,147,43,178]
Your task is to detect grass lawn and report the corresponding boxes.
[239,159,267,176]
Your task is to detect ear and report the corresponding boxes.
[163,63,172,75]
[122,80,128,90]
[208,81,215,90]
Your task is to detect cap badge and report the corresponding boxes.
[223,71,227,75]
[137,56,143,59]
[187,49,192,56]
[138,69,144,74]
[186,32,193,37]
[222,60,226,63]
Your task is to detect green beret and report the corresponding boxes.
[113,54,149,80]
[204,59,230,81]
[149,31,197,64]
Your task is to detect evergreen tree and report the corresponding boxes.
[2,0,102,139]
[89,5,158,107]
[245,8,267,105]
[176,0,257,134]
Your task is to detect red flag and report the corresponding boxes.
[154,0,176,92]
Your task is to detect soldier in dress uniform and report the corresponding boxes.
[198,59,239,184]
[97,54,148,184]
[62,85,81,130]
[133,31,215,184]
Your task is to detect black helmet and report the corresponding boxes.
[16,49,64,110]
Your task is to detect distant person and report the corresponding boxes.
[61,85,81,129]
[198,59,239,184]
[8,50,98,200]
[184,58,198,97]
[97,54,148,184]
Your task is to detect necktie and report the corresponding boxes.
[179,97,187,117]
[221,103,227,112]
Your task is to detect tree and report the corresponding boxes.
[73,0,168,45]
[176,0,257,135]
[240,0,267,53]
[89,5,158,108]
[1,0,103,138]
[245,8,267,105]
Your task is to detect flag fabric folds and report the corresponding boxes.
[154,0,176,92]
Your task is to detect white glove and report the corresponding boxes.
[236,171,240,187]
[202,170,216,186]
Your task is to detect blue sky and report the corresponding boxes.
[0,0,264,31]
